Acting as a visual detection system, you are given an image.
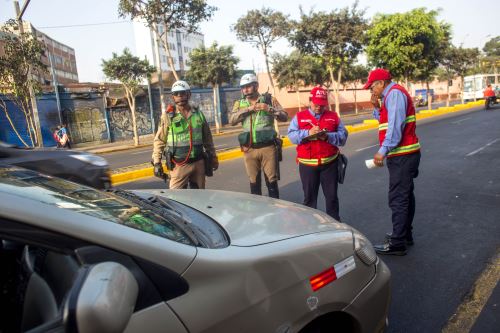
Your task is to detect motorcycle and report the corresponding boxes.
[485,96,498,110]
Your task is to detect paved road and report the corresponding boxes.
[102,101,458,170]
[119,106,500,332]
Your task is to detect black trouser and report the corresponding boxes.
[387,152,421,247]
[299,159,340,221]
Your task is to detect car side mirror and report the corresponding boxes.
[64,262,138,333]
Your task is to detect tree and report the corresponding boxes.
[272,51,324,112]
[186,42,239,134]
[342,63,369,114]
[291,2,368,114]
[102,48,155,146]
[440,46,480,103]
[118,0,217,113]
[0,19,47,147]
[232,8,292,95]
[483,36,500,57]
[367,8,449,90]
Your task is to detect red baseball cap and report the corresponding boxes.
[363,68,392,89]
[309,86,329,106]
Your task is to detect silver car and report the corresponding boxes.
[0,165,390,333]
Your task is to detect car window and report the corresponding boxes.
[0,168,193,246]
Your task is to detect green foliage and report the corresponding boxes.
[366,8,450,82]
[342,63,370,86]
[290,2,367,71]
[271,51,324,89]
[232,8,292,53]
[483,36,500,57]
[440,46,480,78]
[185,42,239,87]
[102,48,155,91]
[0,19,47,100]
[0,19,48,147]
[118,0,217,34]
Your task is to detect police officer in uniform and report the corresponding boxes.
[229,74,288,198]
[152,80,218,189]
[287,86,348,221]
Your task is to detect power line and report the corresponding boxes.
[38,21,130,29]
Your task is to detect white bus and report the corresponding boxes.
[463,74,499,101]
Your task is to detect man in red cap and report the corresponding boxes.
[287,86,348,221]
[364,68,421,256]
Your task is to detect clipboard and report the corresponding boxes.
[303,129,328,141]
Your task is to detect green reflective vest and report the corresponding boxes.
[239,98,276,145]
[167,109,205,160]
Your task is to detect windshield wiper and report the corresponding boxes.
[108,189,202,246]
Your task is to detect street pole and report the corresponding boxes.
[153,33,167,113]
[147,77,155,133]
[14,0,43,147]
[48,51,62,124]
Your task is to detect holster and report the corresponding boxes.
[164,150,175,171]
[203,151,214,177]
[337,153,348,184]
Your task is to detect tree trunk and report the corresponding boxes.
[295,85,302,112]
[446,77,450,107]
[156,22,180,81]
[335,68,342,116]
[126,87,139,146]
[152,32,167,113]
[354,86,358,115]
[460,76,464,104]
[426,81,432,110]
[213,84,220,134]
[263,47,275,95]
[0,100,29,147]
[328,66,337,114]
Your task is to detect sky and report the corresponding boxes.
[1,0,498,83]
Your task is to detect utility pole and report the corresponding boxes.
[14,0,43,147]
[48,51,62,124]
[153,31,167,113]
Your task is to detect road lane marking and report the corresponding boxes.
[215,144,227,149]
[452,117,471,124]
[131,150,148,155]
[442,249,500,333]
[466,138,500,157]
[355,144,378,152]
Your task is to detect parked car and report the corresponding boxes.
[0,166,390,333]
[0,141,111,189]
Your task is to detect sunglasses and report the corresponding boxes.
[172,91,188,97]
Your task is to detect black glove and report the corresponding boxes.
[153,163,164,179]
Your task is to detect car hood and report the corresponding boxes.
[141,189,352,246]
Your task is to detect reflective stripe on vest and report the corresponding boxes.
[167,110,204,160]
[378,114,416,131]
[240,99,276,144]
[298,153,338,166]
[387,142,421,156]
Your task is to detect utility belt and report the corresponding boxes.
[246,141,275,149]
[173,155,203,164]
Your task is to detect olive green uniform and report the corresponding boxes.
[152,105,216,189]
[229,94,288,197]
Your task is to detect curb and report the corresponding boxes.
[111,101,483,185]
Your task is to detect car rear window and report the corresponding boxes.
[0,168,194,246]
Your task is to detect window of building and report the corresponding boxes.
[55,56,63,65]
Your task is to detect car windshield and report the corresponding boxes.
[0,167,195,246]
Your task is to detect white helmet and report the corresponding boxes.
[171,80,191,93]
[239,74,258,87]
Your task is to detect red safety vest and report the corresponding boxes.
[484,88,495,97]
[296,110,339,166]
[379,84,420,157]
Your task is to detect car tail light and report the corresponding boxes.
[310,267,337,291]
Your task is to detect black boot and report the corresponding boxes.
[250,182,262,195]
[266,181,280,199]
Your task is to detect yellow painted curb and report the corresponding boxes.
[112,102,482,185]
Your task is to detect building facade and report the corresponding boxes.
[1,21,79,85]
[133,20,204,73]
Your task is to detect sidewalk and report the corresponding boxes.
[74,109,374,155]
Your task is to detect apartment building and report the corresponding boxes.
[133,20,204,73]
[0,21,79,84]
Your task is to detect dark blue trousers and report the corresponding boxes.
[387,152,421,247]
[299,159,340,221]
